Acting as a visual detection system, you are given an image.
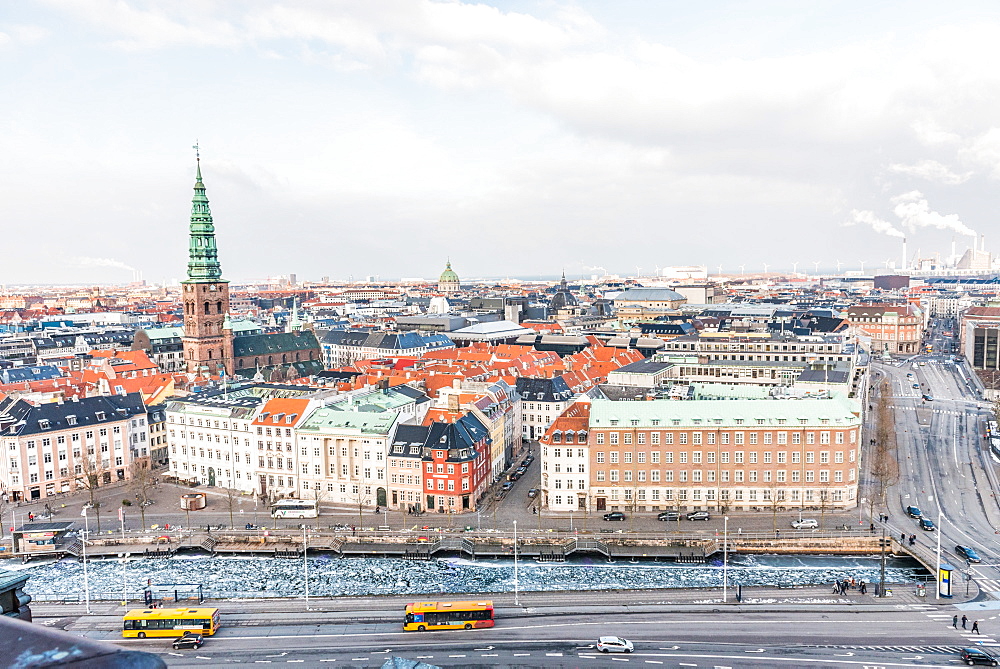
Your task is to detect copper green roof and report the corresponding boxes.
[439,260,459,282]
[185,155,225,283]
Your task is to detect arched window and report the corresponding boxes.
[238,359,244,369]
[295,352,300,361]
[309,351,315,360]
[204,302,210,314]
[268,356,273,365]
[216,300,223,314]
[551,431,562,443]
[282,354,287,364]
[208,349,213,360]
[254,357,259,367]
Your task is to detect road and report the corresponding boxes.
[110,609,984,668]
[876,321,1000,606]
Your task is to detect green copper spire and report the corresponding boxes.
[186,144,223,282]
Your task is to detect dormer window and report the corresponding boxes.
[38,419,50,430]
[552,431,562,443]
[66,415,77,426]
[630,419,639,426]
[286,414,296,424]
[95,412,106,421]
[610,420,619,426]
[577,431,588,443]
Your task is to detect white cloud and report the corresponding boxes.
[887,160,971,185]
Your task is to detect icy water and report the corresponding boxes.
[10,554,923,600]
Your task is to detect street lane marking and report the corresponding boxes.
[546,652,563,656]
[644,662,663,665]
[481,654,498,657]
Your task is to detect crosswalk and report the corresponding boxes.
[975,577,1000,592]
[920,606,1000,646]
[812,644,964,653]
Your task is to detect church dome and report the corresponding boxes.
[439,261,459,283]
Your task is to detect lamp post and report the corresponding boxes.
[723,515,729,603]
[303,524,311,610]
[935,510,942,600]
[82,506,92,614]
[512,520,519,607]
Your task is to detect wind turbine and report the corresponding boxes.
[791,261,799,274]
[717,265,723,275]
[762,262,770,273]
[635,266,642,278]
[812,261,820,274]
[883,258,892,269]
[858,259,866,273]
[739,264,746,275]
[835,259,843,272]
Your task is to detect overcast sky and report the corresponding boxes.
[4,1,1000,284]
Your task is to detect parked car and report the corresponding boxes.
[919,517,936,531]
[791,518,818,529]
[657,511,679,521]
[596,636,634,653]
[956,545,982,563]
[686,511,711,521]
[905,505,922,518]
[603,511,626,521]
[960,647,1000,666]
[172,632,204,650]
[527,488,539,498]
[502,481,514,491]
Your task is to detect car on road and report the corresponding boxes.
[791,518,818,529]
[603,511,626,521]
[172,632,204,650]
[657,511,679,521]
[912,383,920,389]
[922,394,934,401]
[686,511,711,521]
[956,545,982,563]
[919,517,936,531]
[527,488,538,498]
[502,481,514,491]
[960,647,1000,666]
[906,505,922,518]
[596,636,634,653]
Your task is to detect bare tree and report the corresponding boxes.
[766,477,784,533]
[0,494,9,550]
[869,379,899,512]
[77,455,108,533]
[129,459,155,529]
[223,486,240,529]
[351,488,371,530]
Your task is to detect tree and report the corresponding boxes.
[351,488,371,530]
[766,477,784,533]
[223,486,241,529]
[77,455,109,533]
[129,459,156,530]
[0,494,9,550]
[869,379,899,513]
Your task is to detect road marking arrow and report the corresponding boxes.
[746,649,765,653]
[474,646,495,651]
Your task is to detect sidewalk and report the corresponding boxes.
[32,583,955,626]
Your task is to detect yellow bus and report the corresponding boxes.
[403,600,495,631]
[122,607,220,638]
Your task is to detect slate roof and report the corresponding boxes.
[389,414,490,462]
[0,392,147,437]
[0,365,62,384]
[233,331,321,357]
[613,288,686,303]
[515,376,573,403]
[320,330,453,350]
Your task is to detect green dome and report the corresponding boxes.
[439,261,459,283]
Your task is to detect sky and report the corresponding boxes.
[4,1,1000,284]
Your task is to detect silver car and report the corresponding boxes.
[597,636,634,653]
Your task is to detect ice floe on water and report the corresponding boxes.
[11,553,923,600]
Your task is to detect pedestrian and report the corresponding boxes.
[973,620,981,635]
[900,532,906,543]
[910,534,916,545]
[850,577,856,589]
[870,522,875,533]
[859,581,867,595]
[962,615,968,629]
[28,513,33,521]
[953,615,959,629]
[832,581,840,594]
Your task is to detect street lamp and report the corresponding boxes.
[512,520,519,607]
[303,524,311,610]
[723,515,729,603]
[82,505,92,614]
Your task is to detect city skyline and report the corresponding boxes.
[5,1,1000,283]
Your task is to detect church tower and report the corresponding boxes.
[181,148,234,376]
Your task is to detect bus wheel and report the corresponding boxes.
[464,623,472,630]
[417,625,425,632]
[137,632,146,638]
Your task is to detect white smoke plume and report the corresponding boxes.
[69,256,135,272]
[845,209,905,238]
[887,160,971,185]
[891,191,977,237]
